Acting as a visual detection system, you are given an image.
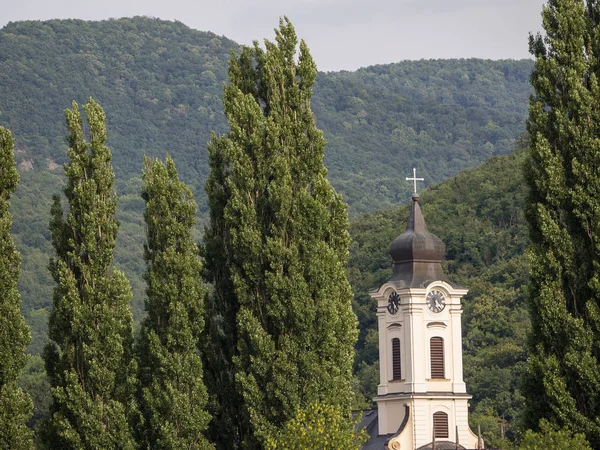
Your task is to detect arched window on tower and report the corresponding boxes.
[433,411,449,438]
[430,337,444,379]
[392,338,401,380]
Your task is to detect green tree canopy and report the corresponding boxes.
[0,126,33,449]
[203,18,358,449]
[519,420,592,450]
[41,99,136,449]
[523,0,600,445]
[265,402,367,450]
[137,155,212,449]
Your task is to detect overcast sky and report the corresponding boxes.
[1,0,545,72]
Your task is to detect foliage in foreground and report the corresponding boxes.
[265,402,367,450]
[0,126,33,449]
[518,420,591,450]
[203,18,358,449]
[137,156,212,449]
[41,99,137,449]
[523,0,600,446]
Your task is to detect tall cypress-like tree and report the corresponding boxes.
[41,99,137,449]
[203,18,358,449]
[137,156,212,450]
[0,126,33,450]
[524,0,600,445]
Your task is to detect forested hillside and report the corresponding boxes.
[0,18,533,213]
[349,141,529,446]
[313,60,532,212]
[0,17,533,357]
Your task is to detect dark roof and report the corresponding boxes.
[389,194,445,264]
[416,442,467,450]
[388,194,456,288]
[359,410,394,449]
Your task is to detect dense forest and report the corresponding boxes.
[0,18,533,214]
[312,60,532,213]
[0,17,537,445]
[0,17,533,355]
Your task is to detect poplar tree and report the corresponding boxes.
[524,0,600,445]
[0,126,33,450]
[203,18,358,449]
[137,156,212,450]
[41,99,137,449]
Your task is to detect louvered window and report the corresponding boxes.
[430,337,444,379]
[433,411,449,438]
[392,338,401,380]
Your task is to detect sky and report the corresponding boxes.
[0,0,546,72]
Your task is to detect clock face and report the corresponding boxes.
[387,291,400,315]
[426,290,446,313]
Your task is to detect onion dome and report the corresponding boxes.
[389,193,444,263]
[388,193,451,287]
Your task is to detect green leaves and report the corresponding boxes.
[0,125,33,449]
[265,402,367,450]
[42,99,136,449]
[519,419,592,450]
[0,382,34,450]
[524,0,600,445]
[137,156,212,450]
[204,19,358,449]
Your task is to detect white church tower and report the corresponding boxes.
[368,171,480,449]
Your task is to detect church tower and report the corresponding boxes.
[369,176,479,449]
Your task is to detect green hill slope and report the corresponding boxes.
[0,17,235,194]
[0,17,532,212]
[0,17,533,355]
[313,59,533,213]
[349,140,529,446]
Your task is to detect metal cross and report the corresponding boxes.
[406,168,424,194]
